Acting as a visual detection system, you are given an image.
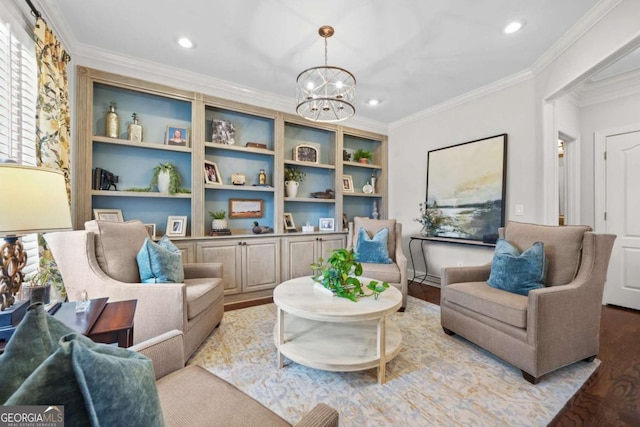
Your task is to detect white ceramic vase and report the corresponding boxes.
[285,180,299,198]
[157,170,171,194]
[211,219,228,230]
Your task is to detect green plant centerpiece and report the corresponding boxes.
[284,166,306,183]
[353,149,373,163]
[311,248,389,302]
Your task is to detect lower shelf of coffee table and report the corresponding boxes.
[274,315,402,372]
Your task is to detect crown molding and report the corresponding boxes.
[530,0,623,76]
[72,43,388,134]
[389,69,534,130]
[37,0,78,52]
[577,67,640,107]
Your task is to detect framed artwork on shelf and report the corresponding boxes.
[283,213,296,232]
[166,216,187,237]
[342,175,354,193]
[293,143,319,163]
[204,160,222,185]
[166,126,189,147]
[425,133,507,243]
[319,218,334,232]
[229,199,263,218]
[144,223,156,239]
[211,119,236,144]
[93,209,124,222]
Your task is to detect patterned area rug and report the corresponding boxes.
[189,296,598,426]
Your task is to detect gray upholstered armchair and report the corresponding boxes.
[346,217,408,310]
[440,221,616,384]
[45,220,224,358]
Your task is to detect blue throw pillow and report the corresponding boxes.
[0,304,164,426]
[487,239,547,296]
[136,235,184,283]
[354,227,392,264]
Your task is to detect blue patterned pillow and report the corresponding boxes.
[487,238,547,296]
[136,235,184,283]
[354,227,392,264]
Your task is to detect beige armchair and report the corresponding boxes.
[441,221,616,384]
[45,220,224,358]
[133,330,339,427]
[347,217,408,309]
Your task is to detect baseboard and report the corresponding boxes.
[410,269,441,287]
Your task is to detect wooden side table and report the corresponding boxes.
[88,299,137,347]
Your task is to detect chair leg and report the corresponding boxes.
[442,327,455,336]
[397,307,406,313]
[583,354,597,363]
[521,370,540,384]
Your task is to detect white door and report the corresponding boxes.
[604,130,640,309]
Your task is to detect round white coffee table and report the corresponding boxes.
[273,276,402,384]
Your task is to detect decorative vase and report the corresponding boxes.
[420,225,435,237]
[211,219,228,230]
[157,170,171,194]
[22,284,51,305]
[105,102,120,138]
[285,180,299,198]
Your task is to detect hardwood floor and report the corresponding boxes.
[408,281,640,427]
[227,282,640,425]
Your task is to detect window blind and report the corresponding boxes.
[0,15,39,276]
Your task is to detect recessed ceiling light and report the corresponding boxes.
[367,99,380,106]
[504,21,524,34]
[177,37,194,48]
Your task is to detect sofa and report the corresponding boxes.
[440,221,616,383]
[45,220,224,357]
[133,330,339,427]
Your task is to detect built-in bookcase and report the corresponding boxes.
[75,66,387,239]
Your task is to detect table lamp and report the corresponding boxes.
[0,164,72,311]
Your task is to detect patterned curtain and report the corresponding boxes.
[34,17,71,300]
[34,17,71,195]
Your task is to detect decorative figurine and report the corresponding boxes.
[252,221,273,234]
[259,169,267,185]
[372,200,379,219]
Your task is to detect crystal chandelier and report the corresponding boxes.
[296,26,356,122]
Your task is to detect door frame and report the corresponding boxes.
[594,123,640,233]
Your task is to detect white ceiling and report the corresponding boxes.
[43,0,600,124]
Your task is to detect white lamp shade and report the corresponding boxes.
[0,164,72,236]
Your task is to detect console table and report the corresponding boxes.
[409,235,496,284]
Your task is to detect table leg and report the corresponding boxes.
[409,237,429,284]
[377,316,387,384]
[277,307,284,368]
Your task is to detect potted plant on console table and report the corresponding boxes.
[310,248,389,301]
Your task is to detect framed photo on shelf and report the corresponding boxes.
[283,213,296,232]
[211,119,235,145]
[229,199,263,218]
[166,216,187,237]
[93,208,124,222]
[293,143,319,163]
[204,160,222,185]
[319,218,334,232]
[143,223,156,239]
[166,126,189,147]
[342,175,354,193]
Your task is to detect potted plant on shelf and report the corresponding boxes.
[209,210,228,230]
[151,162,181,194]
[284,166,306,198]
[310,248,389,302]
[353,149,373,164]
